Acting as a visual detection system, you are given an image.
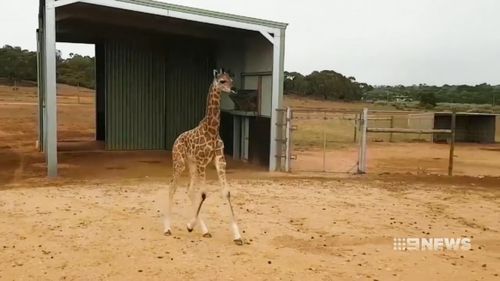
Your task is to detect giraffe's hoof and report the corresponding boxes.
[187,226,194,233]
[202,232,212,238]
[164,230,172,236]
[233,238,243,246]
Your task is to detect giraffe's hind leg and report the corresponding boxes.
[186,165,208,234]
[164,152,185,236]
[186,160,211,237]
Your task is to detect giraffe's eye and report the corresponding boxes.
[220,80,226,84]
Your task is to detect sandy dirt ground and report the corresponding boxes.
[0,85,499,280]
[1,177,499,281]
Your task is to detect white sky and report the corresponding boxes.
[1,0,499,85]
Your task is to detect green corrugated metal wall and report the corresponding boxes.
[103,39,214,150]
[164,50,214,148]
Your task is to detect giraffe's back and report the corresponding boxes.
[172,125,221,166]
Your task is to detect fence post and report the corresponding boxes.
[353,113,358,143]
[322,112,327,172]
[448,111,456,176]
[285,107,292,172]
[358,108,368,174]
[389,116,394,142]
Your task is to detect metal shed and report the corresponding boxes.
[434,112,497,143]
[37,0,287,177]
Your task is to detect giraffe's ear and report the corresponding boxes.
[213,69,218,77]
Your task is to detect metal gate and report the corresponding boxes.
[284,108,360,173]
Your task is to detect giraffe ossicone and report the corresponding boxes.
[163,70,243,245]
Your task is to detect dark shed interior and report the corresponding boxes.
[55,2,271,166]
[434,113,497,143]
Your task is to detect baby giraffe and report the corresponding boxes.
[163,70,243,245]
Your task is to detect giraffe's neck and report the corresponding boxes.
[200,85,221,136]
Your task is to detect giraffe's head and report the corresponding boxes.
[212,69,235,94]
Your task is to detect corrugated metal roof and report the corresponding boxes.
[114,0,288,29]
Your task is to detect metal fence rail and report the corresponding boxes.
[357,108,457,176]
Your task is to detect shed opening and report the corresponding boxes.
[38,0,287,177]
[55,43,97,151]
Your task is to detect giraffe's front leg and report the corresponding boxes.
[214,154,243,245]
[164,155,184,236]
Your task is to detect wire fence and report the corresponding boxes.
[283,108,499,175]
[290,110,436,149]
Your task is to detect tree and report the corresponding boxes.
[57,54,95,89]
[0,45,37,83]
[284,70,363,101]
[284,71,309,95]
[0,45,95,89]
[419,91,437,108]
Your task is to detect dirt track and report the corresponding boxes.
[0,85,499,280]
[1,177,499,280]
